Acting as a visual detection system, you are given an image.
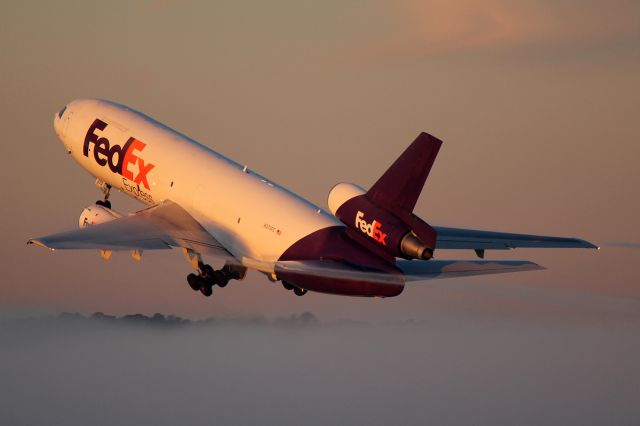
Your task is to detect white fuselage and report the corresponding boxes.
[54,99,341,265]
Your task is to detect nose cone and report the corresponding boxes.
[54,104,71,152]
[53,112,62,136]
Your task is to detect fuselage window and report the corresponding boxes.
[58,106,67,119]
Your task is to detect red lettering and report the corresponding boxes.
[379,231,388,245]
[134,158,154,190]
[122,138,146,180]
[373,222,387,246]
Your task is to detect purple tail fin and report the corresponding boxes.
[366,132,442,214]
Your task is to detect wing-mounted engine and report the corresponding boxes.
[328,183,435,260]
[79,204,123,228]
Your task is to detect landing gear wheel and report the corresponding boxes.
[201,264,215,278]
[212,270,228,288]
[187,273,200,291]
[188,263,243,293]
[293,287,307,296]
[222,264,243,280]
[95,200,111,209]
[200,282,213,297]
[282,281,294,291]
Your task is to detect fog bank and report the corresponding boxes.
[2,312,639,425]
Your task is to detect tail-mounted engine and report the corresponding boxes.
[328,183,436,260]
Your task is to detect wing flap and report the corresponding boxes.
[434,226,598,250]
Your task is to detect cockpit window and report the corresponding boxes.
[57,106,67,119]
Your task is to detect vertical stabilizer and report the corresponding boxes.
[366,132,442,214]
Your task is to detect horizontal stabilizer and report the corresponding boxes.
[398,259,544,281]
[434,226,598,250]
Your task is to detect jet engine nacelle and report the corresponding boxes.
[79,204,123,228]
[327,183,435,260]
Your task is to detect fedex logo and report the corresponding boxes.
[355,211,388,245]
[83,119,155,190]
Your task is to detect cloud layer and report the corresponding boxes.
[393,0,640,56]
[2,311,639,425]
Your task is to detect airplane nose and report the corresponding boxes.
[53,105,67,137]
[53,113,61,135]
[54,104,73,152]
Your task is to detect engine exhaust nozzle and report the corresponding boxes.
[400,232,433,260]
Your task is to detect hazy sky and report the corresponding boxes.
[0,0,639,321]
[2,3,640,425]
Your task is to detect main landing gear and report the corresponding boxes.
[187,263,246,297]
[95,180,112,209]
[282,280,308,296]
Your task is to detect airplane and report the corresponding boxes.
[28,99,598,298]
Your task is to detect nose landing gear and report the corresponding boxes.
[95,180,112,209]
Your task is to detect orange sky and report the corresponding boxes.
[0,1,638,320]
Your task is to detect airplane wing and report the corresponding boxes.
[28,201,235,260]
[275,258,543,284]
[433,226,598,251]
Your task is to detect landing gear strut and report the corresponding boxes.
[186,262,247,297]
[95,179,112,209]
